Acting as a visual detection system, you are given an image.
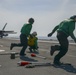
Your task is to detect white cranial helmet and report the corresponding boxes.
[32,31,37,36]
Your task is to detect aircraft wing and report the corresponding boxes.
[0,30,17,34]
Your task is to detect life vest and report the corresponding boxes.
[28,36,37,46]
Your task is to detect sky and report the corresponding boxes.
[0,0,76,37]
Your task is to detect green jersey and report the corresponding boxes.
[57,19,75,36]
[21,23,32,36]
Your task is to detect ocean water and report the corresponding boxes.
[7,35,73,41]
[6,35,57,40]
[38,36,57,40]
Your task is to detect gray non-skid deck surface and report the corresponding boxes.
[0,38,76,75]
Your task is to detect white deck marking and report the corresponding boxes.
[0,50,5,52]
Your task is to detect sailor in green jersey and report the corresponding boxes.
[48,15,76,65]
[10,18,34,56]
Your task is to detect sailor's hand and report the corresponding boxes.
[48,33,52,37]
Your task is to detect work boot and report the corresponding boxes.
[29,48,33,53]
[10,43,15,50]
[20,54,26,57]
[53,61,63,66]
[50,46,56,56]
[50,45,60,56]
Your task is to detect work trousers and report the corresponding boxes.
[13,34,28,55]
[54,31,69,63]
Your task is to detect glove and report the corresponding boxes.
[48,33,52,37]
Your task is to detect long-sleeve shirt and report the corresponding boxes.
[57,19,75,37]
[21,23,32,36]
